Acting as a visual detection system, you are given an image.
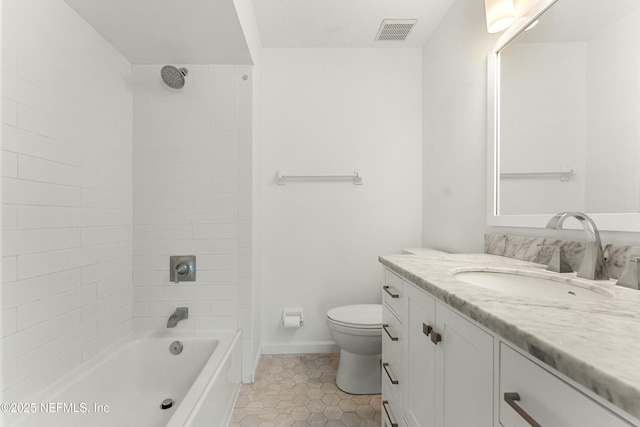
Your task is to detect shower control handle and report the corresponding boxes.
[170,256,196,284]
[174,263,189,284]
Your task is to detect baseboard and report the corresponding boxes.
[261,341,339,355]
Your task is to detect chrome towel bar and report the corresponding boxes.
[276,170,363,185]
[500,168,576,182]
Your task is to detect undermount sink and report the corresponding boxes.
[451,269,614,302]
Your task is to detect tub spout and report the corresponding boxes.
[167,307,188,328]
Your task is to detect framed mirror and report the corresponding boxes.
[487,0,640,231]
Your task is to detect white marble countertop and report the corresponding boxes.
[379,252,640,420]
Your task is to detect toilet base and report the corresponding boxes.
[335,349,381,395]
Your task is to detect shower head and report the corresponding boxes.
[161,65,188,89]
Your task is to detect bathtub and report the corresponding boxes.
[9,330,242,427]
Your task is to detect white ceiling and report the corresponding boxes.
[64,0,454,65]
[251,0,454,48]
[64,0,253,65]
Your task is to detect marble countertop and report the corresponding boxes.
[379,252,640,420]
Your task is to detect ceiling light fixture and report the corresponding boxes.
[484,0,515,33]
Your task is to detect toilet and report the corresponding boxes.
[326,304,382,395]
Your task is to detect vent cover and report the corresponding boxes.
[375,19,417,41]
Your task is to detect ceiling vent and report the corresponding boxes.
[375,19,417,41]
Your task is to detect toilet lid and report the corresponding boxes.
[327,304,382,329]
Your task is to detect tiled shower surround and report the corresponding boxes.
[2,0,256,402]
[132,64,252,332]
[2,0,133,400]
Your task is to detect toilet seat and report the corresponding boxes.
[327,304,381,329]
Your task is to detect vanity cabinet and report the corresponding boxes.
[404,283,494,427]
[381,267,638,427]
[382,270,406,427]
[382,269,494,427]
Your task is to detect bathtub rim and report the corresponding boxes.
[8,329,241,427]
[166,329,242,427]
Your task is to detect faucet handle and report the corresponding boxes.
[546,248,573,274]
[616,257,640,290]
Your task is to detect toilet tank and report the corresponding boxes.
[401,248,449,255]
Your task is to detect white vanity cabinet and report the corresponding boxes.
[382,269,494,427]
[382,270,406,427]
[404,283,494,427]
[382,266,640,427]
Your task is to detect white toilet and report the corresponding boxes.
[326,304,382,395]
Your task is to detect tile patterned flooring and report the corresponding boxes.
[229,353,381,427]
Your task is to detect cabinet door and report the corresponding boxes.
[435,302,494,427]
[404,288,437,427]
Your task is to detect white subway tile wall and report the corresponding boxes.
[132,65,253,338]
[2,0,133,401]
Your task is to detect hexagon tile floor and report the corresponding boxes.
[229,353,381,427]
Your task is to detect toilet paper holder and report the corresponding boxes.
[282,308,304,328]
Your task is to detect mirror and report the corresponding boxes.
[488,0,640,231]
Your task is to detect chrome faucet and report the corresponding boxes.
[545,212,609,280]
[167,307,189,328]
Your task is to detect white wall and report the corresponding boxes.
[421,0,497,253]
[132,64,252,332]
[2,0,133,400]
[261,48,422,353]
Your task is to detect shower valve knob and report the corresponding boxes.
[175,263,189,275]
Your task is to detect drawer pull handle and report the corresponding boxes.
[382,400,399,427]
[430,330,441,345]
[423,323,432,337]
[382,324,399,341]
[383,285,399,298]
[504,392,542,427]
[382,362,399,385]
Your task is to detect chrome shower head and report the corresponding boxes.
[161,65,188,89]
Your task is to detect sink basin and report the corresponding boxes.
[452,269,614,302]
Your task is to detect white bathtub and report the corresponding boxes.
[10,330,242,427]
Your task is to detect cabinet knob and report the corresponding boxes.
[504,392,542,427]
[430,330,442,345]
[422,323,432,337]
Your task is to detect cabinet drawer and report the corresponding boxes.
[500,343,632,427]
[382,341,403,405]
[384,270,405,319]
[382,382,406,427]
[382,305,402,361]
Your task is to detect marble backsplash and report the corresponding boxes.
[484,233,640,280]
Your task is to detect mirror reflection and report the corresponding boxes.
[498,0,640,215]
